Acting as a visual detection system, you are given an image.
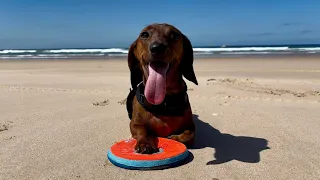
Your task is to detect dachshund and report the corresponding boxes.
[126,23,198,154]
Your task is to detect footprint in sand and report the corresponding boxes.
[207,78,320,100]
[118,98,127,105]
[93,100,109,106]
[0,121,13,132]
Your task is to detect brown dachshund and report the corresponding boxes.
[126,23,198,154]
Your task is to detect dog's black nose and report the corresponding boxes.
[150,42,167,55]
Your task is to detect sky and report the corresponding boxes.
[0,0,320,49]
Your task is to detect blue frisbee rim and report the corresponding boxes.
[107,148,190,170]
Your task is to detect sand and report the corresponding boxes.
[1,57,320,180]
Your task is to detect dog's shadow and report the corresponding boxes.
[191,114,270,165]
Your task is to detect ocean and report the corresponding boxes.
[1,44,320,59]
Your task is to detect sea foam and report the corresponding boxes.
[45,48,128,54]
[193,47,290,52]
[0,50,37,54]
[1,45,320,59]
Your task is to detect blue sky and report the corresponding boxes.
[0,0,319,49]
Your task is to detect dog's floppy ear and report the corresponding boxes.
[128,41,143,89]
[181,34,198,85]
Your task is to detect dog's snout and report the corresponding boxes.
[150,42,167,55]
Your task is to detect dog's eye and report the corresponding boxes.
[140,32,149,39]
[170,32,180,40]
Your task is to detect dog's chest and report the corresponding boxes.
[149,116,181,137]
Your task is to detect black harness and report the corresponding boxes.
[126,81,190,119]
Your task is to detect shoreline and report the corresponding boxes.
[1,52,320,61]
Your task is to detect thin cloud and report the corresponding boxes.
[281,22,303,26]
[257,32,275,36]
[300,30,313,34]
[250,32,276,37]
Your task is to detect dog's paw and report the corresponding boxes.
[135,137,158,154]
[167,133,195,147]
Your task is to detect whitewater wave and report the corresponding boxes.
[193,47,290,52]
[0,49,37,54]
[295,47,320,51]
[45,48,128,54]
[1,47,320,55]
[0,54,106,59]
[1,46,320,59]
[221,52,294,55]
[37,54,105,57]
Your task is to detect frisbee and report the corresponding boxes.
[107,137,189,170]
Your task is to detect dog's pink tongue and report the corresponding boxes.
[144,62,169,105]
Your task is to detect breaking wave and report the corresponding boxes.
[0,50,37,54]
[44,48,128,54]
[1,45,320,59]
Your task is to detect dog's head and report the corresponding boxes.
[128,23,198,105]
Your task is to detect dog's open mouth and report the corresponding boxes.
[144,61,170,105]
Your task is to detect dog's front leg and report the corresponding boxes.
[130,120,158,154]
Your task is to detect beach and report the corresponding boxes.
[1,56,320,180]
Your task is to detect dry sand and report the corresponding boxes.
[1,57,320,180]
